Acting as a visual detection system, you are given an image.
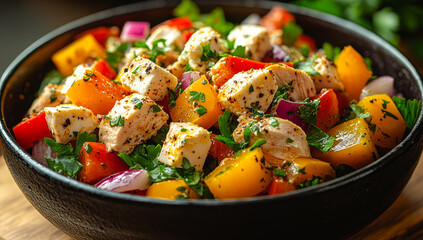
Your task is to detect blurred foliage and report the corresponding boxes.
[292,0,423,59]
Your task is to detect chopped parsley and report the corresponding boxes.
[44,132,97,179]
[134,38,170,62]
[84,143,93,153]
[195,104,207,116]
[37,70,64,97]
[269,117,279,127]
[181,139,188,146]
[298,176,322,189]
[189,91,206,102]
[249,85,254,93]
[293,54,321,75]
[350,102,370,118]
[381,109,398,120]
[131,98,143,109]
[150,105,162,113]
[272,82,292,104]
[231,45,246,58]
[298,98,320,125]
[286,138,294,143]
[151,125,169,145]
[201,43,218,62]
[109,115,125,127]
[249,138,267,151]
[282,21,302,46]
[132,66,140,74]
[273,168,286,177]
[322,42,341,61]
[392,96,422,130]
[181,128,187,132]
[306,125,335,152]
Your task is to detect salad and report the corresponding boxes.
[12,0,421,200]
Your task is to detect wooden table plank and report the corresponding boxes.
[1,154,423,239]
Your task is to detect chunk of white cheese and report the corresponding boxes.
[228,25,271,61]
[119,57,178,101]
[99,93,169,154]
[44,104,99,144]
[147,25,184,51]
[158,122,211,171]
[218,68,278,116]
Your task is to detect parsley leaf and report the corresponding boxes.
[269,117,279,127]
[231,45,246,58]
[135,39,170,62]
[151,125,169,145]
[350,102,370,118]
[37,70,64,97]
[273,168,286,177]
[201,7,235,37]
[173,0,200,21]
[195,104,207,116]
[322,42,341,61]
[131,98,143,109]
[189,91,206,102]
[306,125,335,152]
[150,105,162,113]
[298,98,320,125]
[218,110,238,139]
[74,132,97,156]
[282,21,303,46]
[293,55,321,75]
[272,82,292,104]
[109,115,125,127]
[250,138,267,151]
[201,43,218,62]
[297,176,322,189]
[392,96,422,130]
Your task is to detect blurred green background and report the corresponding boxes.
[1,0,421,75]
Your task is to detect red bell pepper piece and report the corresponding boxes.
[77,27,119,47]
[212,55,292,88]
[182,30,194,43]
[267,177,296,195]
[334,90,352,116]
[167,17,194,31]
[92,59,117,80]
[259,5,296,32]
[13,112,53,150]
[209,134,235,162]
[312,89,340,131]
[295,34,317,52]
[77,142,129,184]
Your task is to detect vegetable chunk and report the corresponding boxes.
[312,118,379,169]
[205,147,272,199]
[170,76,222,129]
[358,94,406,149]
[99,93,169,154]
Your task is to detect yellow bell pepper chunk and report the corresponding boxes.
[146,179,199,200]
[335,46,372,100]
[52,34,106,76]
[312,117,379,169]
[358,94,406,149]
[285,157,336,186]
[170,76,223,129]
[205,147,272,199]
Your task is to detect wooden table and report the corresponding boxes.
[1,154,423,240]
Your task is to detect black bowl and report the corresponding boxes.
[1,1,422,239]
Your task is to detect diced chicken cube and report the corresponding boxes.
[27,84,70,117]
[218,68,278,116]
[227,25,271,61]
[312,55,344,92]
[44,104,99,144]
[266,64,316,101]
[119,57,178,101]
[158,122,211,171]
[99,93,169,154]
[170,26,226,74]
[147,25,184,51]
[233,115,311,166]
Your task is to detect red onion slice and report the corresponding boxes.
[120,21,150,42]
[180,71,202,90]
[271,44,289,62]
[32,139,56,166]
[95,169,150,193]
[273,99,309,132]
[360,76,395,100]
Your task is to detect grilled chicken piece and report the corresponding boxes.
[28,84,70,117]
[44,104,99,144]
[218,68,278,116]
[311,55,344,92]
[118,57,178,101]
[227,25,271,61]
[233,115,311,166]
[266,64,316,101]
[158,122,211,171]
[99,93,169,154]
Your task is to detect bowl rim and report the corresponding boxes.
[1,0,422,206]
